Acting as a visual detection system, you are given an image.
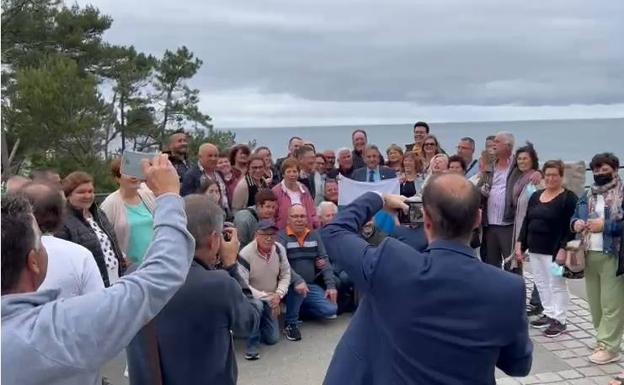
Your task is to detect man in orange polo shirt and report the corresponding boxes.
[278,204,338,341]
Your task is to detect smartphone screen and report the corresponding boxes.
[398,202,424,225]
[121,150,158,180]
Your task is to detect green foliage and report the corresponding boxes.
[152,46,212,148]
[1,0,234,189]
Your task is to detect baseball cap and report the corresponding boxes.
[257,219,278,232]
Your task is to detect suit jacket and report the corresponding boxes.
[126,261,259,385]
[351,166,397,182]
[320,192,532,385]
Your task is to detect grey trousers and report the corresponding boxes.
[484,224,514,268]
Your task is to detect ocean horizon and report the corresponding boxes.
[230,117,624,166]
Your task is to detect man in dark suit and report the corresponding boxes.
[127,195,260,385]
[352,145,397,182]
[321,173,532,385]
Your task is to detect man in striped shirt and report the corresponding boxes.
[278,204,338,342]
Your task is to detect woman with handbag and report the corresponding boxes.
[515,160,578,337]
[571,152,624,365]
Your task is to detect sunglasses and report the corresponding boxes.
[424,143,436,146]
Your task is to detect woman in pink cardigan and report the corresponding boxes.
[272,157,319,230]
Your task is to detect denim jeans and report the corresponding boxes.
[285,283,337,326]
[247,301,280,350]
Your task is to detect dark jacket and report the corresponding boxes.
[352,150,386,171]
[55,204,125,287]
[321,192,532,385]
[164,151,190,183]
[328,166,355,180]
[127,260,259,385]
[181,165,227,198]
[393,225,429,252]
[352,166,397,182]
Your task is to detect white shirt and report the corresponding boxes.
[38,236,105,298]
[85,217,119,284]
[589,195,605,252]
[282,181,302,205]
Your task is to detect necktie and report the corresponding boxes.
[369,169,375,182]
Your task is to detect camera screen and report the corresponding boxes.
[399,202,423,225]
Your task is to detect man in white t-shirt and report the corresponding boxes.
[20,182,104,298]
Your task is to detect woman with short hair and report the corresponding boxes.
[57,171,125,286]
[400,152,425,198]
[386,144,404,173]
[516,160,578,337]
[571,152,624,365]
[272,158,319,230]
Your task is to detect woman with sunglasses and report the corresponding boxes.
[420,135,443,172]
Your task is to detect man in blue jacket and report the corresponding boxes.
[321,173,532,385]
[351,145,397,182]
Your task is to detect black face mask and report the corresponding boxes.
[593,173,613,186]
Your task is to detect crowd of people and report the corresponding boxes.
[2,121,623,385]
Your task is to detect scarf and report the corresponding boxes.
[512,170,536,204]
[588,176,624,222]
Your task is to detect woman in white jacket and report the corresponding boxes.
[101,158,156,267]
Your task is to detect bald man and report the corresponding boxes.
[20,182,104,298]
[165,131,190,181]
[181,143,229,208]
[321,174,532,384]
[278,204,337,341]
[5,175,31,193]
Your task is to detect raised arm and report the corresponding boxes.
[29,155,195,370]
[321,192,390,294]
[35,194,195,370]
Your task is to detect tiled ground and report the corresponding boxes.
[494,274,624,385]
[103,275,623,385]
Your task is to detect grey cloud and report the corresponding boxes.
[93,0,623,107]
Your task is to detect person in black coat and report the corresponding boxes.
[127,195,259,385]
[351,145,397,182]
[56,171,125,287]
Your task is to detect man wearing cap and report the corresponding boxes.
[238,220,292,360]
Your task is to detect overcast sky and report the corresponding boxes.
[83,0,624,128]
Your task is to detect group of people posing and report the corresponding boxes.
[2,121,623,385]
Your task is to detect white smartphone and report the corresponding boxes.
[121,150,159,180]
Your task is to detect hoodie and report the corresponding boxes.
[1,195,195,385]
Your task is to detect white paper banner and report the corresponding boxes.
[337,176,400,206]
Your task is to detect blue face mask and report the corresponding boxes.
[526,184,537,197]
[550,262,564,277]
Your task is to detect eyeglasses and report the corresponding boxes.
[424,143,436,147]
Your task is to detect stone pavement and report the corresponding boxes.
[103,276,623,385]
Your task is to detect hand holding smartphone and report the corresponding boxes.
[121,150,159,180]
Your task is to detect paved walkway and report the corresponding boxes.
[103,275,623,385]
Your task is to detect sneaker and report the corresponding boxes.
[589,346,621,365]
[530,315,552,329]
[284,324,302,341]
[544,320,567,338]
[244,346,260,361]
